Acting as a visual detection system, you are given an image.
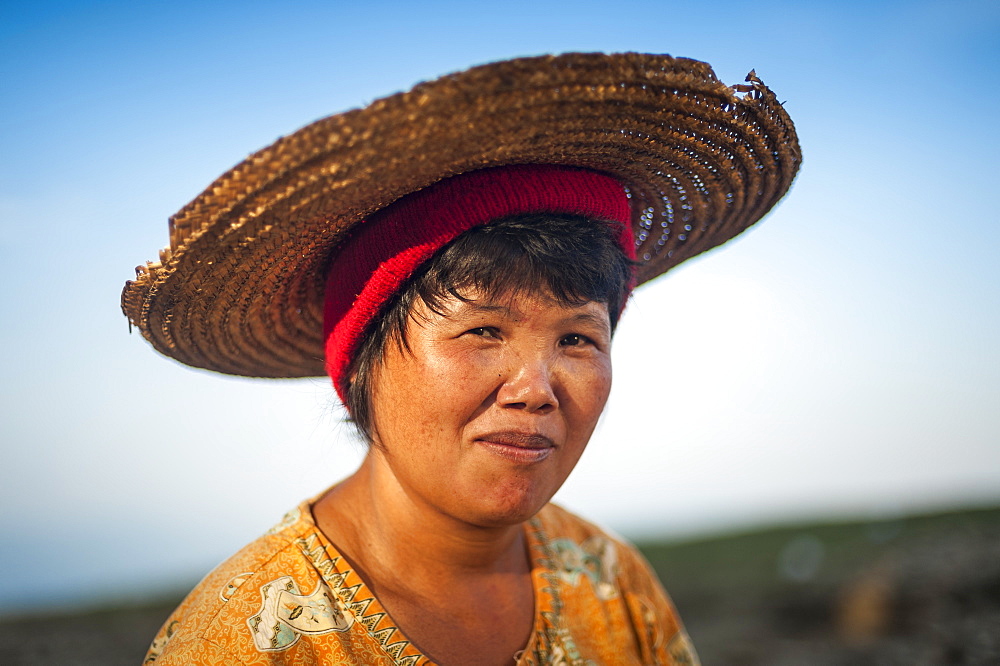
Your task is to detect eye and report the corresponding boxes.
[559,333,591,347]
[466,326,499,338]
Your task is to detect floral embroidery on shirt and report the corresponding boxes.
[294,532,426,665]
[219,572,254,602]
[668,630,699,665]
[144,619,178,663]
[266,508,301,534]
[549,536,619,600]
[247,575,352,651]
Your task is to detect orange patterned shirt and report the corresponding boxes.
[145,500,698,665]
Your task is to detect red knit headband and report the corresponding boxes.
[323,164,634,400]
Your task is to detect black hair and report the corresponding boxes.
[343,212,634,445]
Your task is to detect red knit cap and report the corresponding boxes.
[323,164,634,400]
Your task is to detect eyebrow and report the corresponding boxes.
[460,303,510,314]
[563,311,611,330]
[454,302,610,330]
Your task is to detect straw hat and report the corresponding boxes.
[122,52,801,378]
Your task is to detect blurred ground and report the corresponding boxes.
[643,506,1000,665]
[0,599,177,666]
[1,506,997,665]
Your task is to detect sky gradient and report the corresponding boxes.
[1,0,998,613]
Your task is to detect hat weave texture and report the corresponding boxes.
[122,52,802,378]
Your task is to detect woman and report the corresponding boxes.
[125,53,800,664]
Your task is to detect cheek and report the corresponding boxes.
[567,359,613,427]
[425,348,499,400]
[378,349,492,441]
[591,365,613,418]
[597,359,613,399]
[370,358,432,449]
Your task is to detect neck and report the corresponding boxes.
[315,451,530,589]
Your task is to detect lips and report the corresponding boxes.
[474,431,556,464]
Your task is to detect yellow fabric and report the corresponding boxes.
[145,499,699,665]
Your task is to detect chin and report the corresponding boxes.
[464,477,559,528]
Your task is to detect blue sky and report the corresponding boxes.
[2,0,998,612]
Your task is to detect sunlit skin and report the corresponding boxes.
[314,289,613,665]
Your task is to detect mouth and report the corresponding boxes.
[474,432,556,464]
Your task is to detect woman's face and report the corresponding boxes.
[368,289,613,528]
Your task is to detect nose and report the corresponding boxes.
[496,355,558,414]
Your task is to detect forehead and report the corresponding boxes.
[412,289,612,327]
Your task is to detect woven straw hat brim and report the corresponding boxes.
[122,52,801,378]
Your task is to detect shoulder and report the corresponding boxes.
[533,503,700,665]
[533,502,650,576]
[533,503,660,590]
[144,505,328,664]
